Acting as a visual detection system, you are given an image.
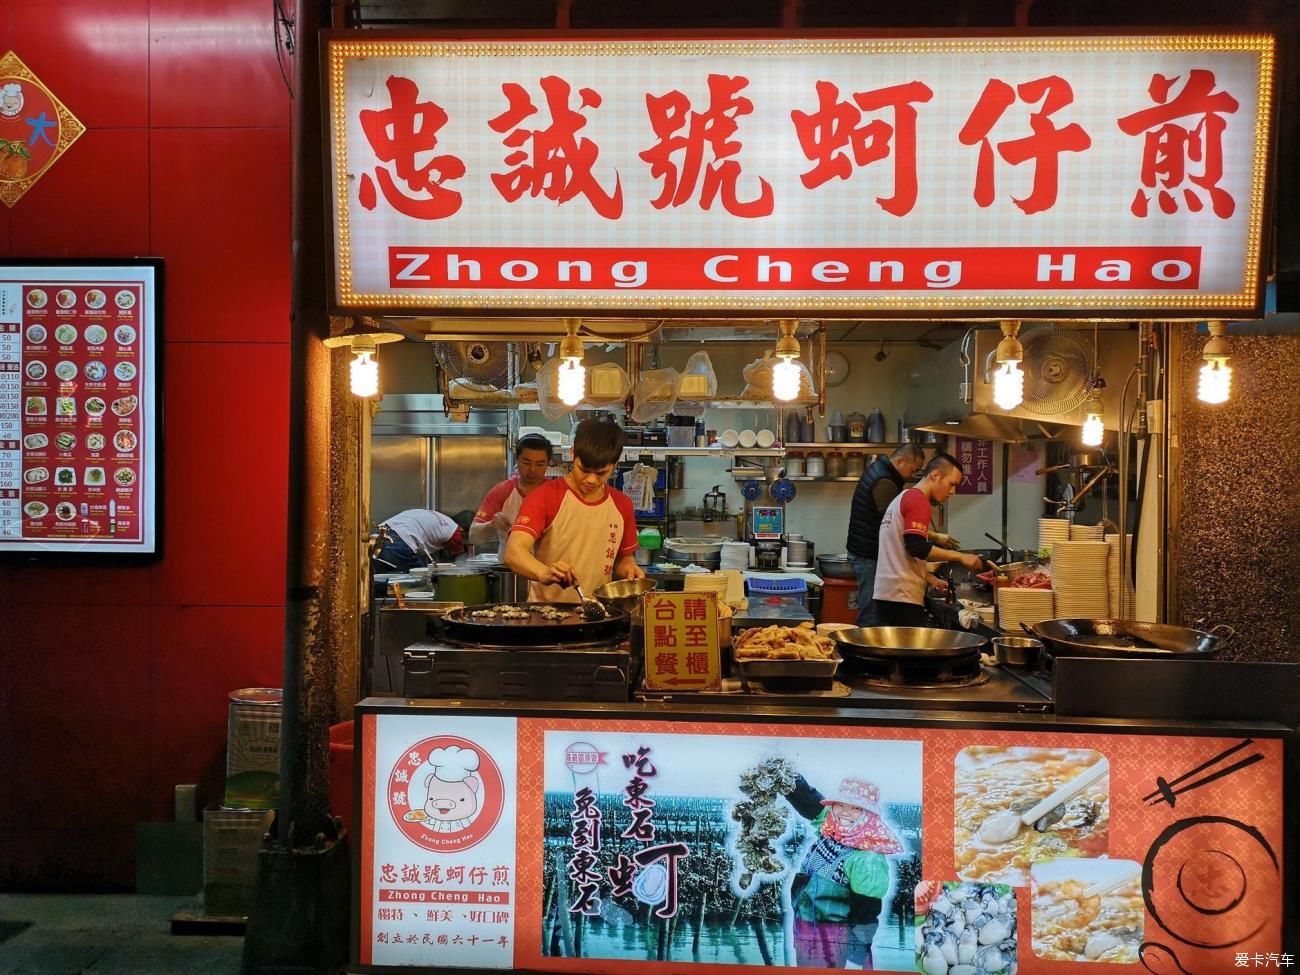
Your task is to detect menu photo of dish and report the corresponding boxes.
[2,261,160,557]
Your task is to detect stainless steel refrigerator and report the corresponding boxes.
[370,394,510,538]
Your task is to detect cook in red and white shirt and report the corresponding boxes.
[469,435,553,548]
[873,454,984,623]
[504,431,644,602]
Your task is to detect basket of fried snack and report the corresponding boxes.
[733,622,842,678]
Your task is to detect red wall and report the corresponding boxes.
[0,0,292,889]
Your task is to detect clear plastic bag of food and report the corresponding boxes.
[584,362,632,407]
[677,350,718,401]
[629,367,679,423]
[534,357,577,422]
[740,352,817,401]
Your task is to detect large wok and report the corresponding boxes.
[1025,618,1233,659]
[830,626,988,661]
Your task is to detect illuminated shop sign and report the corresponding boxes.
[327,35,1273,316]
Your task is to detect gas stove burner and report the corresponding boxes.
[846,651,989,688]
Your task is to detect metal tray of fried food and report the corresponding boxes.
[733,652,842,678]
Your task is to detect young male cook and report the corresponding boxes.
[873,452,984,627]
[468,433,553,548]
[504,419,645,602]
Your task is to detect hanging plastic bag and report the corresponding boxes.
[677,350,718,402]
[630,367,679,424]
[740,351,816,401]
[535,357,577,422]
[584,362,632,407]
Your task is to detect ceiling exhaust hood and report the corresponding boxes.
[912,413,1029,443]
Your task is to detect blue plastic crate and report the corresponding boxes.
[745,576,808,604]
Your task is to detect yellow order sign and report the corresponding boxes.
[641,591,721,692]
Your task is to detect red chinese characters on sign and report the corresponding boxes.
[359,76,466,220]
[348,64,1253,231]
[643,593,720,691]
[488,76,623,219]
[1116,69,1239,219]
[958,75,1091,215]
[639,74,774,217]
[791,79,934,216]
[954,437,993,495]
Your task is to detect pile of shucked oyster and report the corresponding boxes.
[731,757,797,892]
[917,882,1018,975]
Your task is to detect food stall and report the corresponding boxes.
[322,28,1296,974]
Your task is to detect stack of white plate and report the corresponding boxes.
[786,537,810,566]
[1069,522,1105,541]
[997,588,1055,632]
[1106,533,1135,618]
[1051,540,1111,617]
[720,542,751,570]
[1038,518,1071,552]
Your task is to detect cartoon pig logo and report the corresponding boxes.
[421,745,481,833]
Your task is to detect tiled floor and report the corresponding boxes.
[0,894,242,975]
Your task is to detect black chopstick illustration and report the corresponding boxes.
[1144,739,1264,808]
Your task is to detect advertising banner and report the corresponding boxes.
[326,34,1274,316]
[358,713,1286,974]
[0,260,160,557]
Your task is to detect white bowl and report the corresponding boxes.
[755,429,776,448]
[719,429,740,448]
[738,429,758,448]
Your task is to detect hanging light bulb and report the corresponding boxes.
[350,345,379,398]
[1081,381,1106,447]
[1080,328,1105,447]
[322,316,403,399]
[771,319,802,402]
[1197,320,1232,404]
[991,320,1024,410]
[557,318,586,406]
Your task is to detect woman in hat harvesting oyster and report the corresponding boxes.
[783,774,904,969]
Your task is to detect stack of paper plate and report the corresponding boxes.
[1038,518,1071,552]
[683,572,730,602]
[1069,522,1105,541]
[720,542,752,570]
[997,587,1055,632]
[1051,540,1111,617]
[1106,533,1135,618]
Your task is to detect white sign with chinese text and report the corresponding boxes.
[326,35,1273,316]
[362,713,519,968]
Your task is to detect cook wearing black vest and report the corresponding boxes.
[845,444,957,626]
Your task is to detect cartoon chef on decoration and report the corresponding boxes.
[412,745,481,833]
[783,774,904,970]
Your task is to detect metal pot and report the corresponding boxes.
[593,577,659,616]
[663,536,725,569]
[434,569,489,605]
[1025,618,1233,659]
[991,636,1042,668]
[817,554,857,579]
[830,626,988,660]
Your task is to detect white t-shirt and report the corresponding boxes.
[473,477,527,546]
[382,509,461,558]
[510,478,638,602]
[872,488,932,605]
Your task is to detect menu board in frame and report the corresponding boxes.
[0,259,162,559]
